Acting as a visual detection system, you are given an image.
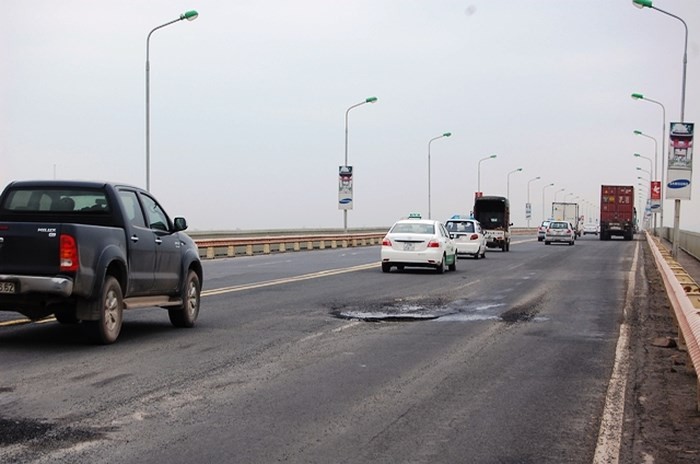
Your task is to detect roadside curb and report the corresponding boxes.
[645,231,700,409]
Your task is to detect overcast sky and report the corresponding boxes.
[2,0,699,231]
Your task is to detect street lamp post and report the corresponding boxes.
[427,132,452,219]
[506,168,523,201]
[541,183,554,222]
[632,93,667,230]
[477,155,497,198]
[526,176,541,228]
[633,0,688,258]
[636,166,651,181]
[146,9,199,192]
[342,96,378,232]
[553,188,566,202]
[634,129,661,235]
[634,152,653,175]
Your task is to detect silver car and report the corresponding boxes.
[544,221,575,245]
[537,220,550,242]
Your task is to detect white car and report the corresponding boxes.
[381,216,457,273]
[444,216,487,259]
[582,223,599,235]
[544,220,575,245]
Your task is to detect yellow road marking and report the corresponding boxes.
[202,262,379,296]
[0,262,380,327]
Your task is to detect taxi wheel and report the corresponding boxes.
[448,254,457,272]
[436,256,446,274]
[381,263,391,273]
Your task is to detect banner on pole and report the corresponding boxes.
[666,122,693,200]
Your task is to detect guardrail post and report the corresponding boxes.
[294,242,300,251]
[227,245,235,257]
[206,246,214,259]
[319,240,326,249]
[263,244,271,254]
[306,241,313,250]
[279,243,286,252]
[246,244,253,256]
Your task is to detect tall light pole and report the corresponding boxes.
[506,168,523,200]
[427,132,452,219]
[542,183,554,222]
[633,0,688,259]
[554,188,566,202]
[526,176,541,228]
[477,154,497,198]
[634,130,660,233]
[146,9,199,192]
[633,152,653,175]
[636,166,651,181]
[633,131,658,182]
[342,96,378,232]
[632,93,667,229]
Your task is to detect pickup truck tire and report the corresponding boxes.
[54,308,79,324]
[83,276,123,345]
[168,270,200,328]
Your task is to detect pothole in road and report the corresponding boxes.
[330,297,547,323]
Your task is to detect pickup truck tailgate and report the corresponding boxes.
[0,223,62,275]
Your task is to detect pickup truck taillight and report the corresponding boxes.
[60,234,79,272]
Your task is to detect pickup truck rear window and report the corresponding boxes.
[2,188,111,213]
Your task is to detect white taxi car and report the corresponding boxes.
[381,215,457,273]
[444,215,487,259]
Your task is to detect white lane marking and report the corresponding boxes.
[592,241,639,464]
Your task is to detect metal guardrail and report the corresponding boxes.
[646,232,700,409]
[192,232,386,259]
[190,227,539,260]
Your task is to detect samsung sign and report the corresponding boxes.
[668,179,691,189]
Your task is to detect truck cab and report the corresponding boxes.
[473,196,511,252]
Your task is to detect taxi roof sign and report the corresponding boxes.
[408,212,422,219]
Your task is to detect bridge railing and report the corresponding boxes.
[659,227,700,262]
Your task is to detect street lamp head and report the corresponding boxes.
[443,132,452,137]
[489,154,497,159]
[632,0,652,8]
[516,168,523,172]
[631,93,644,100]
[181,10,199,21]
[633,153,641,157]
[365,97,378,103]
[633,130,643,135]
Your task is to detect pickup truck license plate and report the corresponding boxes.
[0,282,16,294]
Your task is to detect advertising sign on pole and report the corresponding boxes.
[666,122,694,200]
[338,166,353,210]
[650,181,662,212]
[525,202,531,220]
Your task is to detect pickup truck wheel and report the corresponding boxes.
[83,276,123,344]
[169,270,200,328]
[54,308,79,324]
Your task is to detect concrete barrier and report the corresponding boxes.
[646,232,700,409]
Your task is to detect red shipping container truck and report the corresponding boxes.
[599,185,636,241]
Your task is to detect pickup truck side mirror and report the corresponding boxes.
[173,217,188,232]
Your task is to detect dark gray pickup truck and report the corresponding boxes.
[0,180,203,344]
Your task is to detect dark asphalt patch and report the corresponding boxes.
[330,295,547,323]
[0,416,110,450]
